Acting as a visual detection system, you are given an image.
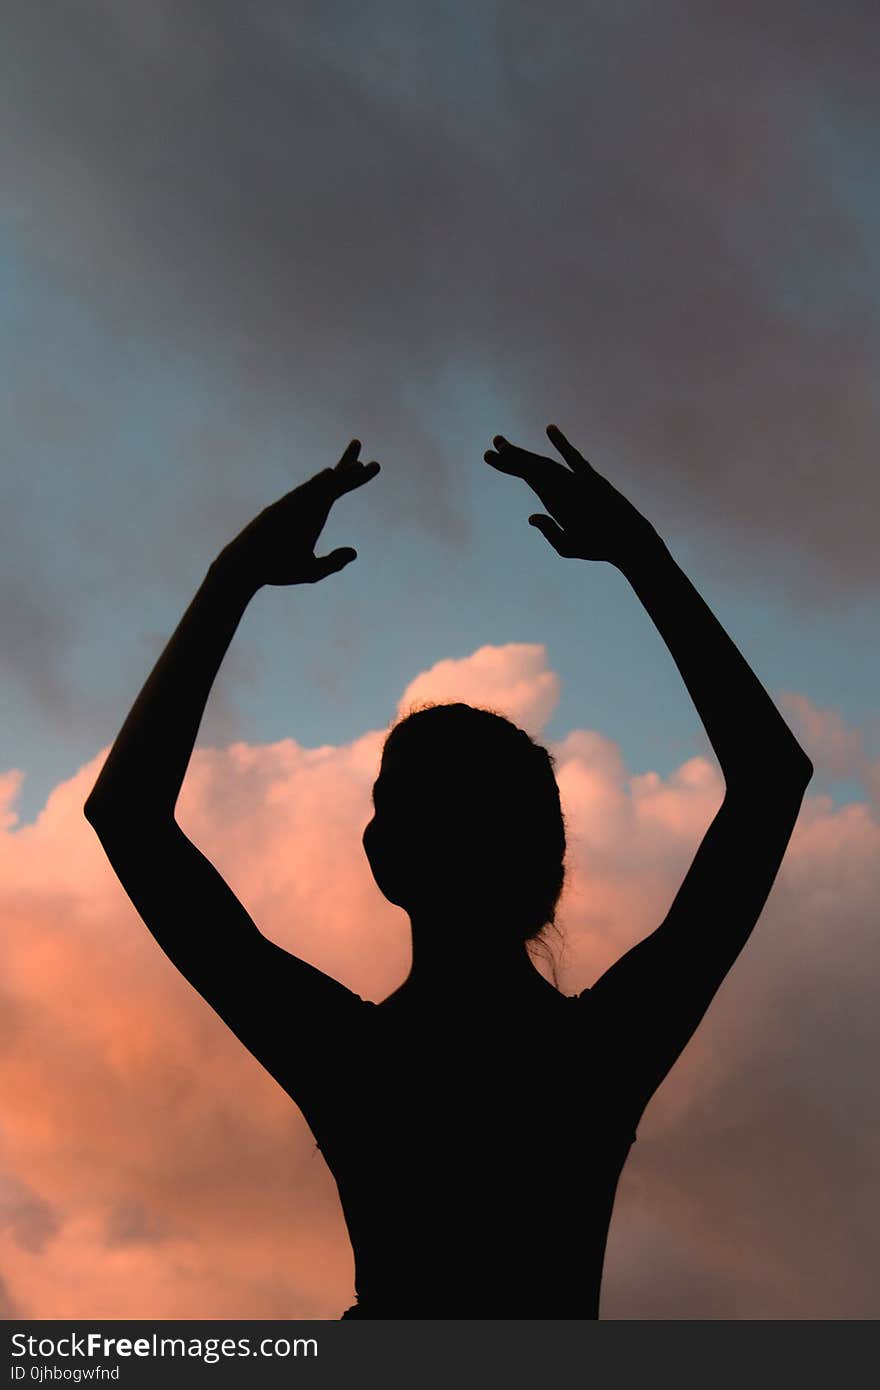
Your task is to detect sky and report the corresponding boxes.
[1,1,878,1318]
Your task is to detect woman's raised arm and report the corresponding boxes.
[485,425,812,1124]
[83,442,380,1101]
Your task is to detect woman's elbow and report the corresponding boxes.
[769,748,814,804]
[83,790,156,835]
[784,744,814,788]
[725,745,813,801]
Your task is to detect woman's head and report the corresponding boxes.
[362,702,566,949]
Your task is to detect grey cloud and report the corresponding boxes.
[0,1171,61,1254]
[104,1197,170,1248]
[0,567,73,723]
[0,1,877,598]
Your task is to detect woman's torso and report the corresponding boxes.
[296,979,639,1319]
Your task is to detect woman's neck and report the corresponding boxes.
[403,912,553,998]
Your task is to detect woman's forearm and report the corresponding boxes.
[615,531,812,792]
[84,547,259,826]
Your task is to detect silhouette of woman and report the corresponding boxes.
[84,428,813,1318]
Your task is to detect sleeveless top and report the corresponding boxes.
[285,979,640,1319]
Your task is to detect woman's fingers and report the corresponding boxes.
[484,437,556,481]
[335,439,362,469]
[486,425,593,480]
[484,447,521,475]
[546,424,594,476]
[328,440,381,496]
[334,459,381,495]
[485,436,575,523]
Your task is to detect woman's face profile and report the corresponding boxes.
[362,778,410,909]
[362,764,445,913]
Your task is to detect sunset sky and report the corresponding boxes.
[2,3,878,1318]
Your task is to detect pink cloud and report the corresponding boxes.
[1,646,877,1317]
[780,691,865,776]
[780,691,880,812]
[396,643,560,735]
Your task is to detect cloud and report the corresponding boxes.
[780,691,880,812]
[0,1171,60,1255]
[0,643,877,1317]
[1,1,878,595]
[3,3,876,814]
[396,642,560,735]
[780,692,867,778]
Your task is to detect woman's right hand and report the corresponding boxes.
[484,425,656,566]
[222,439,380,589]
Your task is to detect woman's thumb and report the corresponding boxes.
[528,514,570,555]
[311,547,357,581]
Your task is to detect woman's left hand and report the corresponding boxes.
[224,440,381,587]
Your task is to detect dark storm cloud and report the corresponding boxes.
[1,0,878,592]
